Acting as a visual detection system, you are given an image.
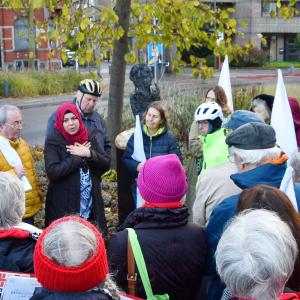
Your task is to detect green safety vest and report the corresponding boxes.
[199,128,229,171]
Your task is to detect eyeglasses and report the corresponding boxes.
[197,120,209,126]
[6,121,24,129]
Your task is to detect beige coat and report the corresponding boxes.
[186,121,203,220]
[192,161,241,227]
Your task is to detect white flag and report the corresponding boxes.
[131,115,146,208]
[271,69,298,211]
[132,115,146,162]
[280,166,298,211]
[270,69,297,159]
[218,55,233,112]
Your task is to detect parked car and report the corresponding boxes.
[63,50,76,67]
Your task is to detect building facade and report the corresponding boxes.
[0,6,62,70]
[206,0,300,61]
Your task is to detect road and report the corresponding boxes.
[21,99,110,146]
[3,67,300,146]
[22,106,56,146]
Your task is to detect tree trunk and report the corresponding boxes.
[28,2,35,70]
[107,0,131,169]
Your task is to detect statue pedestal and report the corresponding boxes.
[115,128,135,226]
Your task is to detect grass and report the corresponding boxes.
[263,61,300,68]
[0,70,84,98]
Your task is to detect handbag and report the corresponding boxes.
[127,228,169,300]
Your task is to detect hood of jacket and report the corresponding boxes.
[119,206,189,230]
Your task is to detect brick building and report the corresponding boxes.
[0,7,61,70]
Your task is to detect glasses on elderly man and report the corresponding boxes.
[6,121,24,129]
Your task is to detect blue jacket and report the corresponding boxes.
[204,161,300,300]
[122,126,181,177]
[46,99,111,158]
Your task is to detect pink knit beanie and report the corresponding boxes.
[137,154,187,203]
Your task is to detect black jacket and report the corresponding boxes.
[30,288,113,299]
[44,128,110,233]
[0,228,37,273]
[108,206,207,300]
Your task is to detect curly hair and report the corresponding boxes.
[205,86,232,116]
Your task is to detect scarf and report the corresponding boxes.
[288,97,300,147]
[143,201,183,208]
[54,102,88,145]
[0,135,31,191]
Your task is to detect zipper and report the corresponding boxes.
[149,136,153,158]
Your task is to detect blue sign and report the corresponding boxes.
[147,42,163,64]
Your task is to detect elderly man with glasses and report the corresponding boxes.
[0,105,43,225]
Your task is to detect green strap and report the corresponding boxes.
[127,228,154,299]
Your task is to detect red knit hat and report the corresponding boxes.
[137,154,187,203]
[34,216,108,292]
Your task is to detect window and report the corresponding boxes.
[261,1,277,17]
[48,21,56,49]
[14,17,29,50]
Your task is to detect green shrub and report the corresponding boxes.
[233,85,263,110]
[232,46,266,67]
[166,91,200,144]
[6,72,41,97]
[263,61,300,68]
[0,70,84,97]
[165,85,264,146]
[60,70,84,93]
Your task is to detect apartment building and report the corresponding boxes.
[207,0,300,61]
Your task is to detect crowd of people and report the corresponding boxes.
[0,77,300,300]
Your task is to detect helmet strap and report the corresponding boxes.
[78,93,85,114]
[207,121,214,134]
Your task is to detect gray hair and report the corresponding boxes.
[43,220,98,267]
[290,152,300,182]
[43,219,119,298]
[99,274,120,300]
[216,209,298,300]
[0,172,25,228]
[251,99,271,121]
[229,145,281,165]
[0,105,21,127]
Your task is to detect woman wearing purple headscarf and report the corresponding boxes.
[288,96,300,149]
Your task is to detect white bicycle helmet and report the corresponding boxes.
[194,102,223,122]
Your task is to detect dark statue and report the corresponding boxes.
[129,64,161,118]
